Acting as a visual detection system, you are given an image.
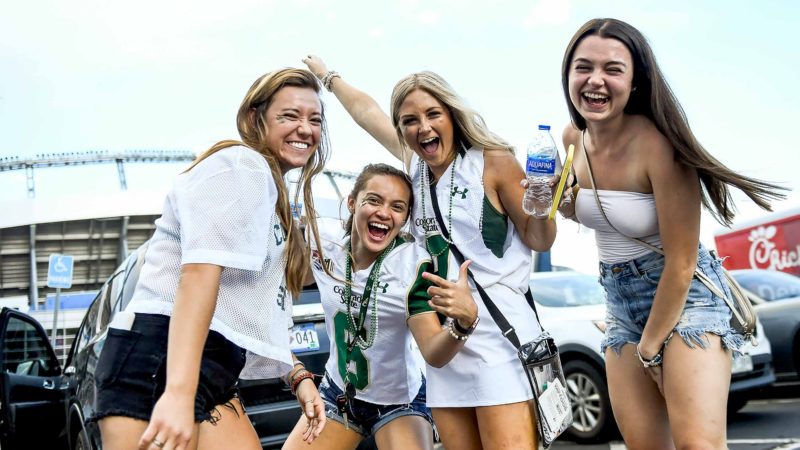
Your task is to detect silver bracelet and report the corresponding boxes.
[321,71,340,92]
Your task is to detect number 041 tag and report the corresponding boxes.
[538,377,570,433]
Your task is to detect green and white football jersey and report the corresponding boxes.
[311,227,437,405]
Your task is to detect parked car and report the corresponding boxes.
[0,242,333,450]
[529,271,776,443]
[730,269,800,382]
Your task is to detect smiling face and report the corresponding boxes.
[347,174,411,267]
[262,86,322,173]
[568,35,635,125]
[397,89,456,175]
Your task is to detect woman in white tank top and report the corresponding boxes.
[557,19,785,450]
[301,55,556,450]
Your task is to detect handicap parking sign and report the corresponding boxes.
[47,254,74,289]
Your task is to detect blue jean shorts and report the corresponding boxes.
[89,313,246,424]
[319,372,433,437]
[599,244,744,356]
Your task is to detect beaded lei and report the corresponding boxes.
[418,152,484,260]
[342,238,397,350]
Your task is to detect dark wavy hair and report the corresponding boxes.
[562,18,785,226]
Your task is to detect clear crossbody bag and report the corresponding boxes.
[428,182,572,448]
[518,332,572,447]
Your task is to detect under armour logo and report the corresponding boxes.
[451,186,468,199]
[376,282,389,294]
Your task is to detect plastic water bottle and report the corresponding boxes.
[523,125,558,218]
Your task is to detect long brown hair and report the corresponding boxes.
[185,68,330,297]
[562,18,785,226]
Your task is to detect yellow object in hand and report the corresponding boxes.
[548,144,575,220]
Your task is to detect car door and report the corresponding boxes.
[0,307,67,449]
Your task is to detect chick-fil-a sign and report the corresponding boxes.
[714,210,800,277]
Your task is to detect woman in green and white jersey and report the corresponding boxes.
[283,164,479,450]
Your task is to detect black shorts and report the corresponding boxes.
[89,313,246,424]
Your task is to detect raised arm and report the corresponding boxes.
[302,55,410,169]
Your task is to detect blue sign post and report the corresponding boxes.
[47,254,74,344]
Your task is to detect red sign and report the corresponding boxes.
[714,211,800,276]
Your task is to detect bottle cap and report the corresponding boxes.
[538,125,550,130]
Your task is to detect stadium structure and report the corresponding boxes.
[0,151,355,360]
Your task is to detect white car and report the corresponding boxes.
[529,271,775,443]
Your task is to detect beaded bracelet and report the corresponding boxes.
[636,330,675,368]
[447,317,478,341]
[290,370,315,395]
[321,71,341,92]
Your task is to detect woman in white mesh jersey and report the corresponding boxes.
[89,68,330,450]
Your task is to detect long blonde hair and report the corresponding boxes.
[185,68,330,297]
[389,71,514,158]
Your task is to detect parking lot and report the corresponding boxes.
[550,384,800,450]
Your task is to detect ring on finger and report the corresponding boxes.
[152,438,165,448]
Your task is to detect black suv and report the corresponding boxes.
[0,242,330,450]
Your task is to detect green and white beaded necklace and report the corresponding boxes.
[342,237,398,350]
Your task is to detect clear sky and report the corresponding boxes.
[1,0,797,270]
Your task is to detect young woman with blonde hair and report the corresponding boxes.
[303,56,556,450]
[91,68,330,450]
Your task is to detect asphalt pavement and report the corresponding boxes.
[550,384,800,450]
[431,384,800,450]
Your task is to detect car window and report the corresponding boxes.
[1,315,60,376]
[96,272,124,332]
[733,271,800,301]
[530,275,606,307]
[118,244,149,312]
[83,287,104,344]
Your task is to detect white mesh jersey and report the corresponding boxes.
[311,226,436,405]
[410,147,542,407]
[127,146,294,380]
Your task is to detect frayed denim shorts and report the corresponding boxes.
[599,244,743,356]
[89,313,246,425]
[319,372,433,437]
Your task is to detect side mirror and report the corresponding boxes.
[64,366,76,376]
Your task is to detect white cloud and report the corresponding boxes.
[369,27,385,38]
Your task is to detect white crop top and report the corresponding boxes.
[575,188,662,264]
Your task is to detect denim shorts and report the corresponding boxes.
[319,373,433,437]
[89,313,246,424]
[599,244,743,356]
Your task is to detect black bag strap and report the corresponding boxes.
[428,179,542,350]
